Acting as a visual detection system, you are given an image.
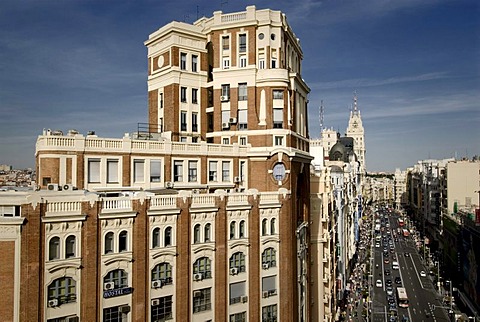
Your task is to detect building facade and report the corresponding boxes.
[2,6,315,322]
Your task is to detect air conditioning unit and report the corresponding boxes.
[193,290,202,297]
[151,299,160,306]
[222,122,230,129]
[152,280,163,289]
[48,299,59,307]
[262,291,269,298]
[118,305,130,314]
[241,295,248,303]
[47,183,60,191]
[229,117,237,124]
[104,282,115,290]
[230,267,239,275]
[63,184,75,191]
[192,189,200,194]
[165,181,174,189]
[193,273,203,281]
[65,317,79,322]
[262,263,269,270]
[220,95,229,102]
[234,176,241,183]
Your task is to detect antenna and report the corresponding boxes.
[196,5,200,20]
[353,90,358,113]
[183,14,190,22]
[221,0,228,10]
[319,100,324,136]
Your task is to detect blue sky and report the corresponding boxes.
[0,0,478,172]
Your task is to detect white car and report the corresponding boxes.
[420,270,427,277]
[376,279,383,288]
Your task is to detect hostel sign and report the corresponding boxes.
[103,287,133,299]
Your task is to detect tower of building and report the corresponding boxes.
[345,92,366,175]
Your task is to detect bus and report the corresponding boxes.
[398,218,404,227]
[397,287,409,308]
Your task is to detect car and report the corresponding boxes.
[386,286,394,296]
[386,279,392,286]
[385,269,391,276]
[376,279,383,288]
[395,277,402,284]
[387,296,395,305]
[420,270,427,277]
[376,243,380,248]
[384,258,390,264]
[404,252,410,257]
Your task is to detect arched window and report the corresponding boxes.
[119,230,128,252]
[239,220,245,238]
[193,257,212,279]
[152,262,173,285]
[262,248,276,268]
[104,269,128,289]
[262,219,268,236]
[65,235,76,258]
[230,221,236,239]
[204,223,211,242]
[229,252,246,272]
[48,277,76,305]
[164,226,172,246]
[48,236,60,260]
[152,227,160,248]
[104,232,114,254]
[270,218,276,235]
[193,224,201,244]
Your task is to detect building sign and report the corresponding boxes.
[103,287,133,299]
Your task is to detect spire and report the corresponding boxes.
[319,100,324,135]
[353,90,358,113]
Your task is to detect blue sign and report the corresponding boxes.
[103,287,133,299]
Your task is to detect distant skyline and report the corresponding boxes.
[0,0,479,171]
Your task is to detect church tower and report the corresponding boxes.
[345,92,366,174]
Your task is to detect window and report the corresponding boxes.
[239,136,247,145]
[48,277,76,305]
[192,113,198,132]
[173,160,183,182]
[192,88,198,104]
[239,220,245,238]
[262,219,268,236]
[118,230,128,252]
[193,287,211,313]
[222,36,229,50]
[164,227,172,246]
[88,159,100,183]
[159,92,163,109]
[229,221,236,239]
[229,281,246,305]
[271,49,277,68]
[150,160,161,182]
[65,235,76,258]
[104,232,114,254]
[152,227,160,248]
[240,161,246,182]
[193,257,211,279]
[204,223,211,242]
[258,48,265,69]
[223,57,230,69]
[238,110,247,130]
[192,55,198,72]
[239,55,247,68]
[262,248,276,267]
[274,136,284,146]
[0,205,20,217]
[273,108,283,128]
[270,218,276,235]
[222,137,230,145]
[221,84,230,99]
[49,236,60,260]
[238,34,246,53]
[238,83,247,101]
[134,160,145,183]
[262,304,278,322]
[152,262,173,285]
[230,312,246,322]
[103,306,125,322]
[151,295,173,321]
[104,269,128,289]
[208,161,217,181]
[222,161,230,182]
[273,90,283,100]
[188,161,198,182]
[180,53,187,70]
[180,87,187,103]
[107,160,119,183]
[262,275,276,295]
[229,252,246,272]
[194,224,201,243]
[181,111,187,131]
